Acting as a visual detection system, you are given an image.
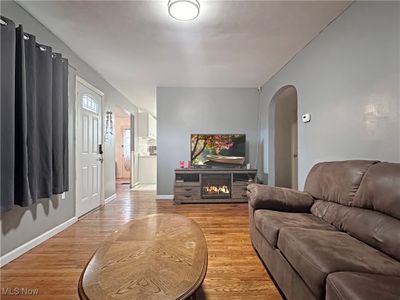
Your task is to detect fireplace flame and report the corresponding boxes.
[203,185,230,194]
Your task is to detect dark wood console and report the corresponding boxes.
[174,168,257,204]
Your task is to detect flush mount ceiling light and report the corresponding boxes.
[168,0,200,21]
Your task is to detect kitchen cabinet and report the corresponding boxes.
[138,113,156,140]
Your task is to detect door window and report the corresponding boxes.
[82,94,99,114]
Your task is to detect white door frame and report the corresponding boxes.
[75,75,105,218]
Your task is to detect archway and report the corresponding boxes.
[268,85,298,189]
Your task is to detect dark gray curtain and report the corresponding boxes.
[62,61,69,191]
[0,16,69,213]
[36,43,53,198]
[25,32,39,202]
[1,17,16,212]
[15,25,30,205]
[52,52,64,194]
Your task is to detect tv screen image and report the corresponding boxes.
[191,134,246,166]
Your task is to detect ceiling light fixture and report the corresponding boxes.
[168,0,200,21]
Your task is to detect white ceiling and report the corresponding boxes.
[18,1,351,115]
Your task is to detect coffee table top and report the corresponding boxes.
[78,214,208,300]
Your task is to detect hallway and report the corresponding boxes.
[1,185,281,299]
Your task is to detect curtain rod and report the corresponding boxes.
[1,18,78,72]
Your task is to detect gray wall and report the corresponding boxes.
[0,1,138,256]
[260,1,400,189]
[157,87,260,196]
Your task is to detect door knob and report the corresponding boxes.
[97,158,104,163]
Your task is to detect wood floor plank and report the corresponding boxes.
[1,184,282,300]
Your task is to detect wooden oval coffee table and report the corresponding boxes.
[78,214,208,300]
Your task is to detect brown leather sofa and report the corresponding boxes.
[248,160,400,300]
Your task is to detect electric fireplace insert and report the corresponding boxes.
[201,174,231,199]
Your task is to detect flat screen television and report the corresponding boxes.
[191,134,246,167]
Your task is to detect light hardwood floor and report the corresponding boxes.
[1,184,282,300]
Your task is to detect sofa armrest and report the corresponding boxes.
[247,184,314,212]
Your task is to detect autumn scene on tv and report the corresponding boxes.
[191,134,246,166]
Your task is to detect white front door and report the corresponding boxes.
[76,79,103,217]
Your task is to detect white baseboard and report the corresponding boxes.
[130,182,140,190]
[0,217,77,267]
[104,193,117,204]
[156,195,174,200]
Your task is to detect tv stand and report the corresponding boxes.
[174,168,257,204]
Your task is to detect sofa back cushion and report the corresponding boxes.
[311,200,400,261]
[353,162,400,220]
[304,160,379,205]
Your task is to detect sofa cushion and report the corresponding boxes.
[277,228,400,299]
[254,210,336,248]
[247,184,314,212]
[353,162,400,220]
[326,272,400,300]
[311,200,400,260]
[304,160,379,205]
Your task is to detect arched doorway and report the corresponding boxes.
[268,85,298,189]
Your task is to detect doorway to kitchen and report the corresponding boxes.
[132,112,157,192]
[114,106,132,187]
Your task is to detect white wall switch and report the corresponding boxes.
[302,113,311,123]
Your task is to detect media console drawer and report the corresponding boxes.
[175,186,200,198]
[175,186,201,202]
[175,193,201,201]
[175,186,200,194]
[232,185,248,192]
